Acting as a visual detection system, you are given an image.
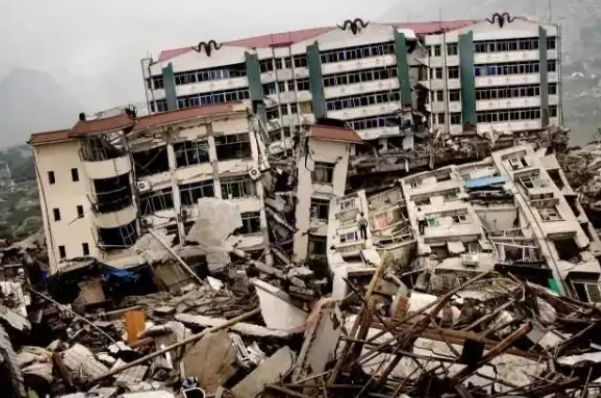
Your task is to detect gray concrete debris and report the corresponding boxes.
[175,313,295,339]
[0,323,25,397]
[182,329,236,394]
[231,346,295,398]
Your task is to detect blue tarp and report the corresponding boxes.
[464,175,510,189]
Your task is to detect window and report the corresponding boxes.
[548,60,557,72]
[433,45,441,56]
[58,246,66,259]
[452,214,469,224]
[260,59,274,73]
[221,176,256,199]
[214,133,252,161]
[71,168,79,182]
[294,55,307,68]
[448,66,459,79]
[549,83,558,95]
[98,221,138,249]
[53,208,61,222]
[339,198,356,210]
[266,107,279,120]
[263,82,277,96]
[311,198,330,220]
[547,37,557,50]
[309,236,327,256]
[269,129,282,142]
[435,91,444,102]
[296,78,310,91]
[140,188,174,216]
[177,88,250,108]
[414,197,430,206]
[290,103,298,114]
[468,243,482,253]
[325,90,400,111]
[320,42,394,64]
[281,105,289,116]
[180,180,215,206]
[174,139,210,167]
[450,113,462,125]
[444,191,459,200]
[313,162,335,184]
[340,231,358,243]
[48,171,55,185]
[437,113,445,124]
[82,243,90,256]
[508,156,529,170]
[77,205,84,218]
[447,43,458,56]
[519,174,539,189]
[449,90,461,102]
[434,68,443,79]
[235,212,261,235]
[572,281,601,303]
[550,106,558,118]
[538,207,562,221]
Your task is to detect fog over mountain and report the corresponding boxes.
[0,0,598,147]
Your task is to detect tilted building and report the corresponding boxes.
[344,144,601,303]
[144,16,562,168]
[28,103,270,273]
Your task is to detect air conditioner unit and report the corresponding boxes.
[137,180,152,192]
[462,253,479,268]
[248,167,261,181]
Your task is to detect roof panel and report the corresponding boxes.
[309,125,363,144]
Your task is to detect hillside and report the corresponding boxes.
[0,68,83,148]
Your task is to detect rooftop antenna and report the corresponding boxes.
[548,0,553,22]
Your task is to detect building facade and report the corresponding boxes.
[29,103,270,272]
[144,16,561,151]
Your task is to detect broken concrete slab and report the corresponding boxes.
[183,330,236,394]
[175,313,295,339]
[231,346,295,398]
[252,279,307,330]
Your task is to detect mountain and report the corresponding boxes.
[382,0,601,145]
[0,68,83,148]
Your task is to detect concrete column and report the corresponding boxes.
[458,31,476,126]
[394,31,412,106]
[539,26,550,128]
[306,42,326,120]
[162,63,178,111]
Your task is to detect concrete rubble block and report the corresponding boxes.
[114,364,149,389]
[153,306,176,317]
[231,346,295,398]
[18,346,53,384]
[183,329,237,394]
[252,279,307,330]
[175,313,295,339]
[60,343,110,381]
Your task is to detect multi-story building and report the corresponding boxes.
[29,102,270,273]
[423,16,561,136]
[144,15,561,152]
[367,143,601,302]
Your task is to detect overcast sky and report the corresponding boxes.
[0,0,405,103]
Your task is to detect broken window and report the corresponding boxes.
[180,180,215,206]
[220,176,256,199]
[214,133,252,161]
[553,238,581,262]
[468,242,482,253]
[572,280,601,303]
[139,188,174,216]
[547,170,564,189]
[58,246,66,259]
[537,207,562,221]
[339,197,356,211]
[313,162,335,184]
[234,212,261,235]
[414,197,430,206]
[133,146,170,177]
[508,156,529,170]
[98,220,138,249]
[80,137,124,161]
[174,139,210,168]
[311,198,330,220]
[53,208,61,222]
[452,214,469,224]
[309,236,327,256]
[93,174,132,214]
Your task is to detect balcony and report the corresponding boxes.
[80,138,132,180]
[93,201,137,229]
[174,76,249,97]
